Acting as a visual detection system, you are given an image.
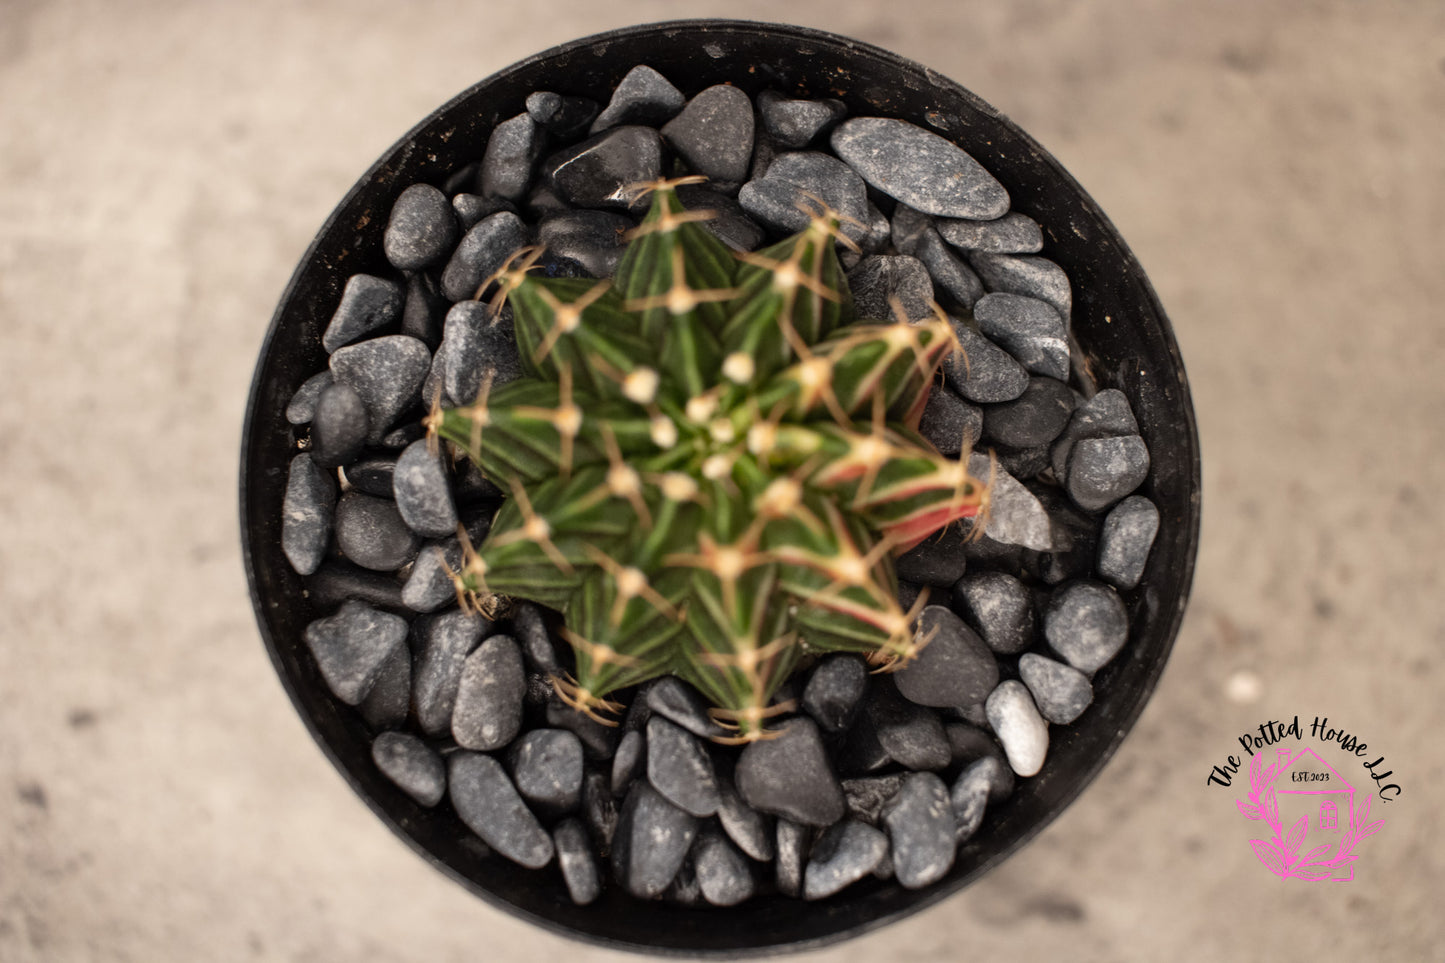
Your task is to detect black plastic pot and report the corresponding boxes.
[241,19,1200,957]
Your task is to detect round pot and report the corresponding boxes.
[241,19,1200,957]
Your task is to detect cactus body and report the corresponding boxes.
[431,177,989,741]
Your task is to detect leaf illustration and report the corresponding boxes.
[1236,799,1261,820]
[1264,788,1280,826]
[1360,819,1384,840]
[1294,865,1334,882]
[1304,844,1332,862]
[1250,839,1287,877]
[1355,795,1372,827]
[1333,856,1357,872]
[1285,816,1308,857]
[1250,751,1263,788]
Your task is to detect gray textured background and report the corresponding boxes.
[2,1,1442,959]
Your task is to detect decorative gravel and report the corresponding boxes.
[276,62,1163,908]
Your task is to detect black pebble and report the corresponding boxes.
[309,381,369,469]
[334,491,421,572]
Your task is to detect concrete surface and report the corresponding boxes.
[2,1,1442,959]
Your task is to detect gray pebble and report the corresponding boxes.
[329,335,431,443]
[716,770,774,862]
[804,819,888,899]
[611,781,698,899]
[757,90,846,148]
[894,605,999,709]
[400,271,448,349]
[412,610,488,736]
[840,773,907,826]
[944,322,1029,404]
[452,634,525,750]
[647,676,727,739]
[864,679,952,771]
[967,452,1053,551]
[372,731,445,807]
[952,571,1035,654]
[982,376,1075,449]
[537,209,633,278]
[968,252,1072,327]
[831,117,1008,219]
[1097,495,1160,589]
[281,453,335,576]
[985,680,1049,777]
[305,561,406,612]
[589,65,685,133]
[963,754,1015,805]
[937,211,1044,254]
[343,453,397,498]
[1066,435,1150,512]
[384,184,458,271]
[285,371,332,425]
[1018,653,1094,724]
[322,274,403,354]
[662,84,755,186]
[735,716,846,826]
[358,641,411,730]
[546,126,664,210]
[1045,581,1129,674]
[646,716,721,818]
[694,827,756,906]
[448,751,554,869]
[974,293,1069,381]
[510,601,559,674]
[553,818,601,905]
[882,772,956,889]
[1050,389,1140,479]
[309,380,369,469]
[392,439,457,538]
[846,255,934,322]
[303,599,407,705]
[437,300,522,407]
[526,90,599,140]
[775,819,809,898]
[480,112,545,202]
[451,192,516,231]
[440,211,530,302]
[611,729,645,796]
[948,761,990,844]
[400,539,461,613]
[914,226,986,310]
[918,387,983,456]
[334,491,420,572]
[510,728,584,814]
[742,150,869,244]
[801,655,868,734]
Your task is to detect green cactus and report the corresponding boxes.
[426,175,991,743]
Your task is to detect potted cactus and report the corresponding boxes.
[241,19,1199,955]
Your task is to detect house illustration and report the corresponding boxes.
[1271,746,1357,880]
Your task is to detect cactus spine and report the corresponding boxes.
[429,176,989,742]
